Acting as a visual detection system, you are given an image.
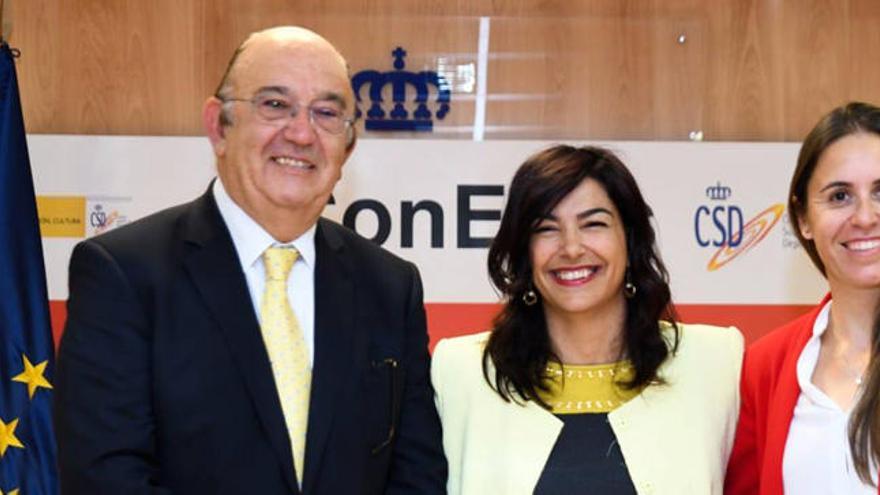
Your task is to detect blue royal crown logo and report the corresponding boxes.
[351,47,451,132]
[705,181,733,201]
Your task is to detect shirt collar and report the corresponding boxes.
[212,178,316,270]
[811,298,832,338]
[796,298,835,408]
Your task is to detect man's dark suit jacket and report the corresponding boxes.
[54,187,447,494]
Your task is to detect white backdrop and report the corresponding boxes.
[30,135,825,311]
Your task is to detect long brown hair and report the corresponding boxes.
[789,101,880,484]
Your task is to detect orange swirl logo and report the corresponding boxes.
[706,204,785,271]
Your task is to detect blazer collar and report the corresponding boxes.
[480,357,563,492]
[181,186,299,492]
[763,294,830,493]
[302,218,358,494]
[500,401,564,491]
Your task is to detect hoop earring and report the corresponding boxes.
[522,288,538,306]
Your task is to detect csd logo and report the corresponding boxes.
[694,205,744,247]
[692,182,785,271]
[89,204,108,228]
[694,182,743,248]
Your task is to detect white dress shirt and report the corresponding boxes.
[783,299,876,494]
[212,179,316,366]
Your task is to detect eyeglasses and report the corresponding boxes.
[218,93,355,135]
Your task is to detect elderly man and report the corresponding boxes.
[54,26,447,494]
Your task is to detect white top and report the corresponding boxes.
[783,299,876,494]
[212,179,316,366]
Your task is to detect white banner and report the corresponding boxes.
[30,135,825,305]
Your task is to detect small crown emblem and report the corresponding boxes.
[351,47,451,132]
[89,204,107,228]
[705,181,732,201]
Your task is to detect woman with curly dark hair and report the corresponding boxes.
[432,144,743,495]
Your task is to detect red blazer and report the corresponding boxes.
[725,295,879,495]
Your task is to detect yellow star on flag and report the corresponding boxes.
[0,417,24,457]
[12,354,53,399]
[0,488,20,495]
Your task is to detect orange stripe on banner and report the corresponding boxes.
[49,300,66,348]
[423,303,817,350]
[48,300,815,351]
[675,304,814,345]
[424,303,501,351]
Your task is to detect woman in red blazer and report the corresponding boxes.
[725,102,880,494]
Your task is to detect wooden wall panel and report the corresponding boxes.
[702,0,784,141]
[14,0,207,135]
[651,12,706,141]
[9,0,880,141]
[848,0,880,117]
[782,0,850,142]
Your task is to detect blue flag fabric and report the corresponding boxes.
[0,42,59,495]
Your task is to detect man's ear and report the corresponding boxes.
[344,124,357,155]
[203,97,227,156]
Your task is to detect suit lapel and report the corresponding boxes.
[180,189,299,493]
[495,400,563,492]
[303,219,358,494]
[477,358,563,493]
[764,302,820,492]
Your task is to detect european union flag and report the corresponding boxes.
[0,42,59,495]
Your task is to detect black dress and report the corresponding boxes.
[534,361,639,495]
[533,413,636,494]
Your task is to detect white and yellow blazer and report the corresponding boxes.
[431,323,743,495]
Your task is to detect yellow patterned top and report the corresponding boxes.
[539,361,640,414]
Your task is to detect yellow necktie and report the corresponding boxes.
[260,246,311,482]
